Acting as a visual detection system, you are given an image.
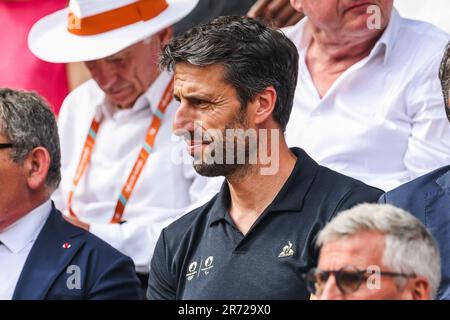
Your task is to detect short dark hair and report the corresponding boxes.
[160,16,299,131]
[0,89,61,191]
[439,41,450,122]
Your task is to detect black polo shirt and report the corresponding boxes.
[148,148,383,300]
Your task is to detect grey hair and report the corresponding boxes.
[317,203,441,299]
[0,89,61,192]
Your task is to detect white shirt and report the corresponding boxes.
[283,9,450,191]
[52,71,223,273]
[395,0,450,33]
[0,200,51,300]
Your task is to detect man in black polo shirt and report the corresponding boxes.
[148,16,383,300]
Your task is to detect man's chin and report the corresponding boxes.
[107,94,138,109]
[193,163,222,177]
[193,163,242,178]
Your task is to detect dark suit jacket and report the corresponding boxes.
[12,205,142,300]
[379,166,450,300]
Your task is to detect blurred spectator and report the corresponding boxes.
[304,203,440,300]
[284,0,450,191]
[395,0,450,33]
[175,0,303,35]
[174,0,255,35]
[248,0,304,28]
[380,42,450,300]
[0,0,69,113]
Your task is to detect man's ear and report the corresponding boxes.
[252,86,277,126]
[403,276,431,300]
[24,147,50,191]
[157,26,174,47]
[290,0,303,13]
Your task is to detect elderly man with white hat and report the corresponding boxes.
[28,0,221,290]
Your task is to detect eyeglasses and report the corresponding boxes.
[0,143,13,149]
[302,265,416,296]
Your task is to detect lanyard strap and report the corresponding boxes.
[67,77,174,223]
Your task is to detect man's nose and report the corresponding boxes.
[318,276,344,300]
[173,101,195,136]
[91,60,118,89]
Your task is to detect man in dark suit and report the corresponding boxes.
[379,42,450,300]
[0,89,141,300]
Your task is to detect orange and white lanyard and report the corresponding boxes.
[67,77,174,224]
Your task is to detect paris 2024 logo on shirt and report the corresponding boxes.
[186,256,215,281]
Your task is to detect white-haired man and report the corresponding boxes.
[27,0,222,290]
[303,203,441,300]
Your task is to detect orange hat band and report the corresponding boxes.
[68,0,169,36]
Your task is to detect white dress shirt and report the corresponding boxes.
[395,0,450,33]
[283,9,450,191]
[0,200,51,300]
[52,71,223,273]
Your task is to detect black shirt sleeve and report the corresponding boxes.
[335,186,385,214]
[309,185,384,262]
[147,229,177,300]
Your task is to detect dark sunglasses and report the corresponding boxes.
[0,143,14,149]
[302,265,415,296]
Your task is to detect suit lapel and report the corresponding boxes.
[13,205,85,300]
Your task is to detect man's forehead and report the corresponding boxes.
[106,44,138,60]
[173,63,229,94]
[173,84,213,98]
[320,232,385,264]
[107,49,129,59]
[86,41,142,63]
[174,63,225,79]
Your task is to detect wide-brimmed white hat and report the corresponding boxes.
[28,0,198,63]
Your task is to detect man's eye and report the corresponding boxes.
[192,99,209,107]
